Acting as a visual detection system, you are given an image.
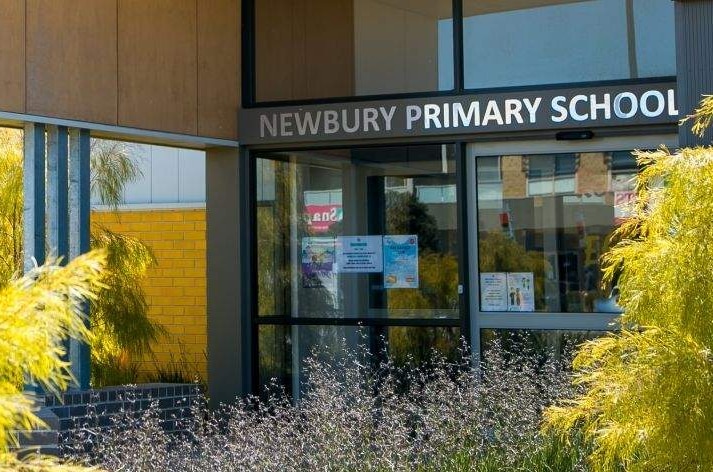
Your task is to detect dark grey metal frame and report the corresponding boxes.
[240,0,687,394]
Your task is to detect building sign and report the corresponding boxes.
[239,82,678,145]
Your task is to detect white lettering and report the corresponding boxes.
[522,97,542,124]
[379,106,397,131]
[590,93,611,120]
[551,96,568,122]
[280,113,293,136]
[443,103,451,128]
[424,104,442,129]
[668,89,679,116]
[295,112,321,135]
[569,95,589,121]
[260,114,277,138]
[406,106,422,130]
[640,90,665,117]
[452,102,480,127]
[342,109,360,133]
[482,101,503,126]
[613,92,638,119]
[504,99,524,125]
[323,110,339,134]
[363,108,380,131]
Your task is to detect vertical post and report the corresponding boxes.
[46,125,69,261]
[207,146,250,406]
[23,123,46,272]
[23,123,46,393]
[675,0,713,146]
[69,129,92,389]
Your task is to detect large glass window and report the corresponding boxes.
[462,0,676,90]
[476,149,639,314]
[256,145,459,320]
[259,324,461,397]
[255,0,454,102]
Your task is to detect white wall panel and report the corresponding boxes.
[150,145,180,203]
[178,149,206,202]
[122,143,152,204]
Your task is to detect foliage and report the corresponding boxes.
[65,341,585,471]
[0,251,106,470]
[0,130,163,387]
[544,98,713,471]
[90,140,141,210]
[0,129,23,285]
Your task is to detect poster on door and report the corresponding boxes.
[480,272,508,311]
[383,235,419,289]
[301,237,336,288]
[506,272,535,311]
[335,236,383,273]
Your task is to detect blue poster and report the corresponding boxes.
[383,235,419,289]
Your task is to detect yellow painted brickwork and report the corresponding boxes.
[92,208,207,381]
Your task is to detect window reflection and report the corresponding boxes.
[477,150,637,313]
[256,145,460,319]
[462,0,675,90]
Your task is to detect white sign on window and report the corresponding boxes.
[335,236,383,273]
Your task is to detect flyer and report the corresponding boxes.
[383,235,419,288]
[506,272,535,311]
[335,236,383,273]
[301,237,336,288]
[480,272,508,311]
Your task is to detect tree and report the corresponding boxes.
[0,129,162,386]
[0,251,105,471]
[544,96,713,471]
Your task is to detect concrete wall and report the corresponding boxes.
[0,0,240,140]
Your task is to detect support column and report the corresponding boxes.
[23,123,46,272]
[206,146,251,406]
[69,129,92,389]
[46,125,69,261]
[675,0,713,146]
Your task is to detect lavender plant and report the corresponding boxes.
[64,341,587,472]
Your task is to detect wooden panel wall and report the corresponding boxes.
[118,0,198,135]
[26,0,118,124]
[0,0,241,141]
[197,0,241,140]
[0,0,25,113]
[256,0,354,101]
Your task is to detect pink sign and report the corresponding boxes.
[305,205,343,233]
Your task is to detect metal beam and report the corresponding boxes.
[69,128,91,389]
[46,125,69,263]
[23,123,46,271]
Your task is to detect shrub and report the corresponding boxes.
[65,340,587,471]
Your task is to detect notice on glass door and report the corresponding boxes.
[480,272,508,311]
[507,272,535,311]
[301,237,336,288]
[335,236,383,273]
[383,235,419,288]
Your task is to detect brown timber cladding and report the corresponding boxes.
[0,0,239,140]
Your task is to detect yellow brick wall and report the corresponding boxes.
[92,208,207,381]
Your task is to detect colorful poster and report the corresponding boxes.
[383,235,419,289]
[301,237,336,288]
[335,236,383,273]
[480,272,508,311]
[506,272,535,311]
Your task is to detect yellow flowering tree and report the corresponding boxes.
[544,96,713,471]
[0,251,106,471]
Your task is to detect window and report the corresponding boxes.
[462,0,676,90]
[475,148,640,314]
[256,145,459,320]
[254,0,454,102]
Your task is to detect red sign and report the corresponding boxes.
[305,205,343,233]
